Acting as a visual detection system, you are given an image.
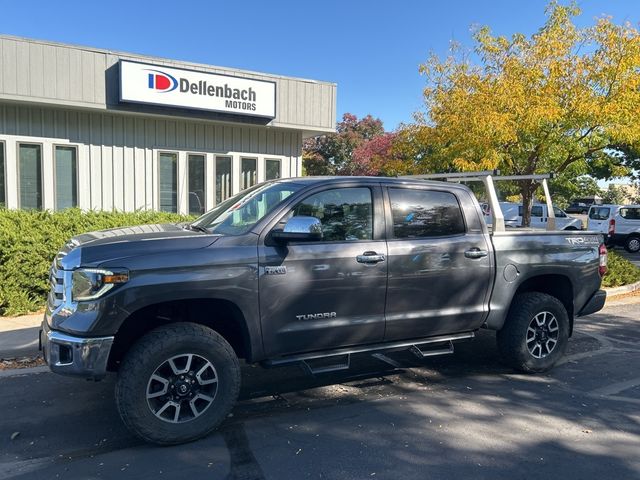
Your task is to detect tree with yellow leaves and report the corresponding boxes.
[396,1,640,226]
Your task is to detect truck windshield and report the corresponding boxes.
[190,182,303,235]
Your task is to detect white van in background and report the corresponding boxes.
[611,206,640,253]
[484,202,583,230]
[587,205,619,239]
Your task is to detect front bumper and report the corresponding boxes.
[40,318,114,380]
[577,289,607,317]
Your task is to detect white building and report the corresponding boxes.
[0,35,336,214]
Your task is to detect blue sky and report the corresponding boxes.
[1,0,638,130]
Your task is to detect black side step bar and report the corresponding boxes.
[264,332,475,372]
[410,341,454,358]
[301,354,351,375]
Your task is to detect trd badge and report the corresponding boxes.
[264,266,287,275]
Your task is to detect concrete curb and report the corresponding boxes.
[604,280,640,297]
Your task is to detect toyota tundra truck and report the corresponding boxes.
[40,176,608,445]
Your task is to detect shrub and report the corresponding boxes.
[0,209,191,316]
[602,250,640,288]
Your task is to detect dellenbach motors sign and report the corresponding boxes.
[119,61,276,118]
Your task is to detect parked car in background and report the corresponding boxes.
[485,202,582,230]
[566,197,603,215]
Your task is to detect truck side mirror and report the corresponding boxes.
[271,216,323,243]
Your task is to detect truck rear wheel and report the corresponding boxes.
[497,292,569,373]
[115,322,241,445]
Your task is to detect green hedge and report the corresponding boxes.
[0,209,191,316]
[602,250,640,288]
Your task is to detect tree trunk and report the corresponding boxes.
[520,181,536,228]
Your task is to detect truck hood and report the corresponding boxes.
[57,223,219,269]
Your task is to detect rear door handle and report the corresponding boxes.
[356,251,386,264]
[464,248,488,259]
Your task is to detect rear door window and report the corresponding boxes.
[619,207,640,220]
[589,207,611,220]
[389,188,465,238]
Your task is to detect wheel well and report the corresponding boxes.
[513,274,574,333]
[107,299,250,371]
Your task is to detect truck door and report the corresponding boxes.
[383,186,493,340]
[258,184,387,357]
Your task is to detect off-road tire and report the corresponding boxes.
[115,322,240,445]
[624,235,640,253]
[497,292,569,373]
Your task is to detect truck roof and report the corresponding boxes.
[278,176,470,190]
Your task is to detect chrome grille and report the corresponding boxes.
[48,262,65,309]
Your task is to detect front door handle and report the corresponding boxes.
[464,248,488,259]
[356,251,386,264]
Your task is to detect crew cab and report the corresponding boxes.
[41,176,607,445]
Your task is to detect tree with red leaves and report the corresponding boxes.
[303,113,388,176]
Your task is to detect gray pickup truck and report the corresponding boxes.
[41,176,607,445]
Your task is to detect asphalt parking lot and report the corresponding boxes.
[618,248,640,268]
[1,300,639,480]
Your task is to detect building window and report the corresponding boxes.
[266,159,281,180]
[241,157,257,190]
[0,142,5,207]
[159,152,178,213]
[188,154,206,216]
[55,146,78,210]
[216,156,232,205]
[19,143,43,210]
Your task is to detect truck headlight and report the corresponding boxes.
[72,268,129,302]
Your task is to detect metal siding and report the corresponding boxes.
[102,115,114,211]
[68,48,83,102]
[112,115,124,210]
[81,51,95,103]
[94,54,106,104]
[4,105,16,135]
[1,40,17,94]
[145,119,155,210]
[134,117,146,210]
[89,114,102,210]
[55,47,70,100]
[123,116,135,211]
[223,126,232,152]
[196,123,205,151]
[28,43,44,97]
[16,41,30,96]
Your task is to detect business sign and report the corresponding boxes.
[119,61,276,118]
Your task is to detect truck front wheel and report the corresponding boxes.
[497,292,569,373]
[115,322,241,445]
